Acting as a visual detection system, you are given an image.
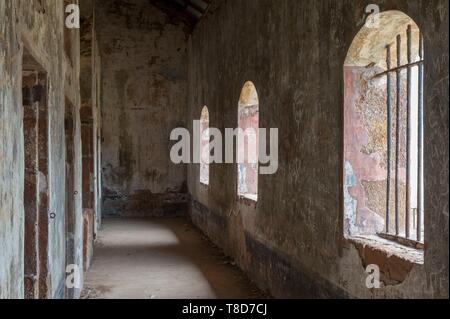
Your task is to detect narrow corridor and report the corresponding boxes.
[82,218,266,299]
[1,0,447,301]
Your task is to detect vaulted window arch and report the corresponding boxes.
[237,82,259,202]
[200,106,210,185]
[343,11,424,247]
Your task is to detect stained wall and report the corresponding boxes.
[95,0,189,217]
[0,0,84,298]
[187,0,449,298]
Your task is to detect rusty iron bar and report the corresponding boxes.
[395,34,401,236]
[386,44,393,234]
[417,32,424,243]
[406,25,412,239]
[372,60,424,79]
[378,30,425,243]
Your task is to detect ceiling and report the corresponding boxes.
[149,0,211,28]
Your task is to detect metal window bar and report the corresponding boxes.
[377,26,425,246]
[417,32,424,243]
[385,45,392,234]
[395,34,401,237]
[406,25,412,239]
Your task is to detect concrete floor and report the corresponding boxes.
[82,217,267,299]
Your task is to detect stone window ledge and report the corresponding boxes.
[237,195,258,208]
[349,235,424,264]
[347,235,424,285]
[199,181,209,187]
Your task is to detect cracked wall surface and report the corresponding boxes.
[1,0,447,300]
[1,0,83,298]
[96,0,189,217]
[187,0,448,299]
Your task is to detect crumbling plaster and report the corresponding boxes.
[1,0,447,301]
[187,0,448,298]
[96,0,189,216]
[1,0,83,298]
[80,0,102,249]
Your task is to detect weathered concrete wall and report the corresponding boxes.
[187,0,448,298]
[1,0,83,298]
[80,0,101,267]
[95,0,189,217]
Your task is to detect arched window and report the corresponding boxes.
[237,82,259,202]
[344,11,424,246]
[200,106,209,185]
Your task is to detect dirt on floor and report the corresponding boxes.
[81,217,270,299]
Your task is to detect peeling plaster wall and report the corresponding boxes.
[344,66,398,236]
[0,0,83,298]
[96,0,188,217]
[80,0,101,258]
[187,0,448,298]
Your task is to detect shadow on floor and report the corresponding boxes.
[82,217,269,299]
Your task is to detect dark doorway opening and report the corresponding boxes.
[22,48,50,299]
[65,98,76,298]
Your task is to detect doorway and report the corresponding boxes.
[22,48,50,299]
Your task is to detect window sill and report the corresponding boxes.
[237,194,258,207]
[377,232,424,250]
[348,234,424,265]
[347,234,424,285]
[240,194,258,202]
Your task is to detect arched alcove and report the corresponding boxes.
[343,11,424,245]
[237,82,259,202]
[200,106,210,185]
